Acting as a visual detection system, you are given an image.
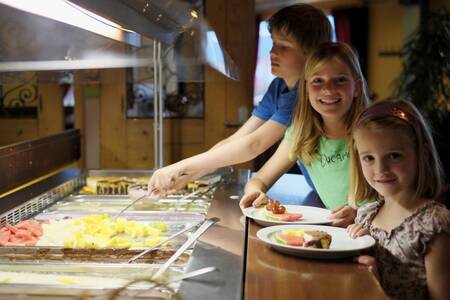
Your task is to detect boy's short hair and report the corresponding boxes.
[268,4,332,54]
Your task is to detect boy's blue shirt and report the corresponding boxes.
[252,77,316,192]
[252,77,297,127]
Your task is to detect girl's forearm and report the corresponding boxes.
[244,177,268,194]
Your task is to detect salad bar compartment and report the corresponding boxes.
[0,169,237,299]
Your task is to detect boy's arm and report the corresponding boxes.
[241,139,295,207]
[211,116,266,149]
[177,119,286,173]
[148,118,286,195]
[425,232,450,300]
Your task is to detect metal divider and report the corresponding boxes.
[0,175,85,226]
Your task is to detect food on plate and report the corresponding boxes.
[273,229,332,248]
[0,220,43,246]
[265,199,286,214]
[263,200,303,222]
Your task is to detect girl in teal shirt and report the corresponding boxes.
[241,42,370,227]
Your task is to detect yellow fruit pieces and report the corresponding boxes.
[42,214,168,249]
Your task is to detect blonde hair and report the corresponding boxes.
[349,99,444,204]
[289,42,370,164]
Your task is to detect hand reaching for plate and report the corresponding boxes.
[328,205,357,227]
[239,191,270,208]
[347,223,369,239]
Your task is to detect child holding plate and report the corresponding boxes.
[241,42,370,227]
[347,100,450,300]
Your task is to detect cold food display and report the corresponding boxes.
[0,170,227,298]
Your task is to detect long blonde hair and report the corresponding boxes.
[289,42,370,164]
[349,99,444,204]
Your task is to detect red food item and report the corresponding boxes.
[0,231,11,246]
[0,220,43,246]
[272,205,286,214]
[265,198,287,214]
[278,232,305,246]
[265,199,275,211]
[276,213,303,222]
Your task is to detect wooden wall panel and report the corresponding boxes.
[126,119,204,169]
[225,0,255,126]
[126,119,153,169]
[37,79,64,137]
[73,72,86,168]
[205,0,256,169]
[368,1,407,100]
[205,0,227,150]
[100,68,127,168]
[0,119,39,146]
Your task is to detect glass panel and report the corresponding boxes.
[126,37,204,118]
[0,0,239,81]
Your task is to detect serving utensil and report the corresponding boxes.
[113,194,148,219]
[151,217,220,280]
[166,266,217,283]
[127,221,202,264]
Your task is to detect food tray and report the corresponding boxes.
[0,262,183,298]
[0,246,190,264]
[43,195,211,213]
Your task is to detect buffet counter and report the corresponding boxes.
[0,168,388,299]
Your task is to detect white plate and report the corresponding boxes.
[256,224,375,259]
[242,205,332,226]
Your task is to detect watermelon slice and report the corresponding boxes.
[274,230,305,246]
[264,209,303,222]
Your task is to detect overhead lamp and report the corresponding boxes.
[0,0,141,47]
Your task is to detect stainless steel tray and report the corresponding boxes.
[0,246,190,264]
[34,210,205,222]
[0,262,182,298]
[44,195,211,213]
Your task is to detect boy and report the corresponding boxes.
[148,4,332,195]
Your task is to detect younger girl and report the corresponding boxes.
[347,100,450,300]
[240,42,370,227]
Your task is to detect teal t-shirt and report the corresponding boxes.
[285,128,349,210]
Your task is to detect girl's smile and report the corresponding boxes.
[307,58,360,122]
[354,127,418,202]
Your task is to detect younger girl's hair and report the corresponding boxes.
[349,99,444,204]
[290,42,370,164]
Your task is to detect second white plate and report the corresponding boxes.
[257,224,376,259]
[242,205,332,226]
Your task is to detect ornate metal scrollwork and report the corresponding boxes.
[0,73,39,118]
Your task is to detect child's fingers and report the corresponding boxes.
[331,205,345,214]
[239,191,260,208]
[354,255,376,267]
[354,255,379,279]
[253,194,269,207]
[356,227,369,237]
[347,224,362,238]
[329,205,350,219]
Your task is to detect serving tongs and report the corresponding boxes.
[151,217,220,280]
[127,220,201,263]
[113,194,148,220]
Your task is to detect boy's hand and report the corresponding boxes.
[240,191,269,208]
[354,255,380,280]
[347,223,369,239]
[147,165,189,197]
[328,205,357,227]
